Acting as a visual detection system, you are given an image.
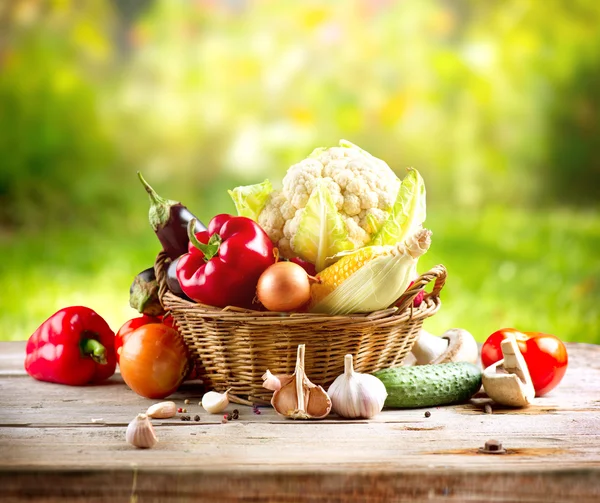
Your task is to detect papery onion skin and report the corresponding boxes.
[256,261,311,312]
[119,323,189,399]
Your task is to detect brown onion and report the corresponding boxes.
[256,261,312,312]
[119,323,189,399]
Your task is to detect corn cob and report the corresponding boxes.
[309,228,432,315]
[309,246,392,307]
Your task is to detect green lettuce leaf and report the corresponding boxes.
[368,168,426,246]
[291,181,355,272]
[227,179,273,221]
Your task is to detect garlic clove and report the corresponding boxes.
[146,401,177,419]
[201,389,230,414]
[305,383,334,418]
[328,354,387,419]
[126,413,158,449]
[261,370,294,391]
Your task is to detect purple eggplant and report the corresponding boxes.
[138,171,207,259]
[129,267,165,317]
[167,255,192,301]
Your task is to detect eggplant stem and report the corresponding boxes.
[138,171,166,205]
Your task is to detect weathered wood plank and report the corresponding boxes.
[1,341,599,502]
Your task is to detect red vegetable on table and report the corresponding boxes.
[481,328,568,397]
[176,214,276,309]
[24,306,117,386]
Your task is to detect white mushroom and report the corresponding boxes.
[408,328,479,365]
[482,335,535,407]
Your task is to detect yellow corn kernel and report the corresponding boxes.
[309,246,390,307]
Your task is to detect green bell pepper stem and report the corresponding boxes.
[80,337,108,365]
[187,219,221,262]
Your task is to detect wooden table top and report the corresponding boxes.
[1,340,599,503]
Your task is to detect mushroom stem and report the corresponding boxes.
[482,335,535,407]
[411,329,448,365]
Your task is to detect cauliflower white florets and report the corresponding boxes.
[258,141,401,258]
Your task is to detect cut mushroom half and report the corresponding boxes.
[409,328,479,365]
[482,335,535,407]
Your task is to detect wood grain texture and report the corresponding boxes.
[1,341,599,502]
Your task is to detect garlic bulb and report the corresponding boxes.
[263,344,332,419]
[146,401,177,419]
[126,413,158,449]
[201,389,230,414]
[328,354,387,419]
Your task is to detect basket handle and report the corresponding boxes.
[420,264,447,300]
[154,250,171,309]
[390,264,447,310]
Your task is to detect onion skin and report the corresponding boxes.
[119,323,189,399]
[256,261,312,312]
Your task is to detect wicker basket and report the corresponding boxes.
[155,251,446,404]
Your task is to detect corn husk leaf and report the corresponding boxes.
[228,179,273,221]
[310,228,432,315]
[369,168,426,247]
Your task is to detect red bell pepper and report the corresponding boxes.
[176,214,276,309]
[25,306,117,385]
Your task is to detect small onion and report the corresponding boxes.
[256,261,312,312]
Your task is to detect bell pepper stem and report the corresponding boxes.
[187,219,221,261]
[80,338,108,365]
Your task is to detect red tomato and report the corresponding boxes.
[115,314,161,363]
[481,328,568,397]
[119,323,189,399]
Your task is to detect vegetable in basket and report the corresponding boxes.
[25,306,117,385]
[228,140,427,272]
[309,227,432,315]
[256,261,317,312]
[129,267,165,317]
[138,171,207,260]
[176,214,276,309]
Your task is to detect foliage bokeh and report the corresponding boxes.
[0,0,598,343]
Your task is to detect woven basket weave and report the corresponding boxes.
[155,251,446,404]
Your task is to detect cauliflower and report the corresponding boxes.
[258,141,401,258]
[229,140,426,272]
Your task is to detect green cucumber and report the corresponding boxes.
[373,362,482,409]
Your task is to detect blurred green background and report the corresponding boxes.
[1,0,599,344]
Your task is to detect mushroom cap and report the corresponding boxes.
[431,328,479,365]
